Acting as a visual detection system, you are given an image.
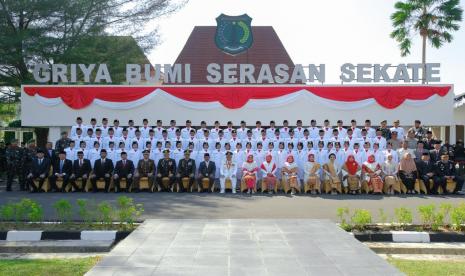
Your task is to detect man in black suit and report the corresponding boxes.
[429,140,445,163]
[44,142,57,164]
[70,151,91,192]
[156,149,176,192]
[422,131,437,150]
[48,151,72,192]
[416,152,435,194]
[90,149,114,192]
[197,153,216,192]
[177,149,196,192]
[113,151,134,192]
[27,149,51,192]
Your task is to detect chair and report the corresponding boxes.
[446,179,456,193]
[323,178,342,194]
[55,177,71,192]
[415,179,429,194]
[383,176,401,194]
[361,180,371,194]
[161,177,170,191]
[304,176,320,194]
[138,177,152,192]
[261,178,279,193]
[32,178,51,192]
[118,177,128,191]
[201,177,211,192]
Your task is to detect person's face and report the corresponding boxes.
[348,156,355,162]
[62,133,68,139]
[376,131,382,137]
[361,131,367,137]
[441,155,449,162]
[365,122,371,127]
[415,122,420,128]
[102,120,108,125]
[394,122,399,127]
[143,121,148,126]
[270,122,275,127]
[227,154,232,161]
[78,153,84,159]
[337,122,343,127]
[37,152,44,159]
[204,155,210,162]
[121,154,127,160]
[46,143,52,149]
[119,144,125,149]
[247,155,253,162]
[96,131,101,137]
[170,121,176,127]
[184,152,190,159]
[114,121,119,127]
[94,143,100,149]
[100,152,107,158]
[434,144,441,150]
[187,122,192,127]
[164,152,170,158]
[368,155,375,162]
[351,121,357,126]
[132,144,138,149]
[266,155,272,162]
[381,122,387,127]
[387,155,393,161]
[109,130,114,136]
[279,144,284,149]
[374,144,379,150]
[122,131,128,136]
[418,143,424,149]
[392,133,397,139]
[308,154,314,162]
[59,154,66,160]
[129,121,134,126]
[324,121,329,126]
[91,120,96,126]
[157,121,162,127]
[283,122,288,127]
[297,122,302,127]
[329,155,336,161]
[143,153,149,159]
[427,133,433,139]
[311,121,316,127]
[69,142,75,148]
[421,155,430,161]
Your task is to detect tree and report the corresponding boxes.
[390,0,463,83]
[0,0,185,87]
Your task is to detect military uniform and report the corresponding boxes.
[55,138,72,152]
[5,145,24,191]
[157,158,176,191]
[0,144,6,180]
[22,146,37,191]
[434,160,464,194]
[177,158,196,192]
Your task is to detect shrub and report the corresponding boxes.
[53,199,73,223]
[116,196,144,230]
[97,201,113,226]
[336,207,351,231]
[0,203,15,221]
[418,204,435,228]
[76,199,95,226]
[395,207,413,230]
[451,203,465,231]
[351,209,372,231]
[0,199,43,224]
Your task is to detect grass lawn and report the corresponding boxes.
[388,258,465,276]
[0,257,100,276]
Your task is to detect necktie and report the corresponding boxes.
[60,160,63,173]
[123,160,126,166]
[80,160,83,167]
[39,159,42,166]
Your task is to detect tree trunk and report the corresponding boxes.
[422,34,427,84]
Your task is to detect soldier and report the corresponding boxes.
[156,149,176,192]
[22,140,38,191]
[55,131,72,152]
[5,139,24,191]
[434,154,464,195]
[134,150,156,192]
[0,141,6,181]
[176,149,196,192]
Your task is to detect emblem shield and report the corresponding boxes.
[215,14,253,55]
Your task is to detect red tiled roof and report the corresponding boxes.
[173,26,296,84]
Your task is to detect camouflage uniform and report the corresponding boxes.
[22,146,37,191]
[0,143,6,179]
[55,138,72,152]
[6,145,24,191]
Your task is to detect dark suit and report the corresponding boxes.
[71,158,92,191]
[416,160,435,193]
[197,161,216,192]
[113,159,135,192]
[157,158,176,191]
[49,158,73,192]
[429,149,446,163]
[28,157,51,191]
[434,160,464,194]
[177,158,196,192]
[45,149,58,164]
[91,158,114,192]
[135,159,156,190]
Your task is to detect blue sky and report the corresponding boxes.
[147,0,465,94]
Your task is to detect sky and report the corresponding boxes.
[147,0,465,95]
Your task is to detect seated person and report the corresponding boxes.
[303,153,321,194]
[113,151,135,192]
[177,149,196,192]
[260,154,277,194]
[220,151,237,194]
[70,151,92,192]
[242,154,258,194]
[48,151,72,192]
[362,154,384,194]
[434,154,464,194]
[381,154,399,194]
[323,153,342,195]
[398,152,417,194]
[156,149,176,192]
[90,149,114,192]
[134,150,156,191]
[416,152,435,193]
[342,154,361,194]
[282,154,300,195]
[197,153,216,192]
[27,149,51,192]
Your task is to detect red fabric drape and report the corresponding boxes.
[23,85,451,110]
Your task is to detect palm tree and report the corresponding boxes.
[390,0,463,83]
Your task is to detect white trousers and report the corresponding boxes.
[220,176,237,190]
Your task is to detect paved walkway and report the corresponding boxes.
[86,219,403,276]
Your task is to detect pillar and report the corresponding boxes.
[440,126,446,142]
[450,124,456,145]
[48,127,62,147]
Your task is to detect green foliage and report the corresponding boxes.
[0,199,43,224]
[53,199,73,223]
[418,204,436,228]
[336,207,351,231]
[451,203,465,231]
[378,208,388,224]
[116,196,144,230]
[0,204,15,221]
[76,199,95,227]
[395,207,413,230]
[351,209,372,231]
[97,202,113,226]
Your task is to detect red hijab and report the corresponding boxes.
[345,154,359,175]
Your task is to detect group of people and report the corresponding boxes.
[1,117,464,195]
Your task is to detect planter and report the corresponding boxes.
[0,230,132,242]
[352,231,465,243]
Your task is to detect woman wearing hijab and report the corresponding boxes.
[398,152,418,194]
[362,154,384,194]
[260,154,277,194]
[323,153,342,195]
[242,154,258,194]
[303,153,321,194]
[342,154,361,194]
[282,154,300,195]
[381,154,399,195]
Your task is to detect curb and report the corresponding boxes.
[353,231,465,243]
[0,230,131,242]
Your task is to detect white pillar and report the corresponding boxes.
[450,125,456,145]
[48,127,62,147]
[440,126,446,142]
